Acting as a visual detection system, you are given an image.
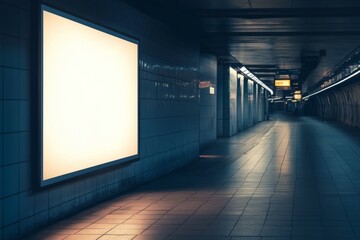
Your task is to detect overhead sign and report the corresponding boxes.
[199,81,211,88]
[275,79,291,87]
[294,93,302,100]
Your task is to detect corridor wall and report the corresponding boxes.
[0,1,202,239]
[216,68,269,137]
[308,79,360,128]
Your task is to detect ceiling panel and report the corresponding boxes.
[251,0,292,8]
[125,0,360,92]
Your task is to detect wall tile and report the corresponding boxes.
[0,167,3,198]
[48,205,61,221]
[35,211,49,227]
[19,191,34,219]
[3,133,19,165]
[48,189,61,208]
[19,161,30,191]
[60,200,75,216]
[3,222,19,240]
[4,67,20,99]
[3,194,19,226]
[19,9,31,39]
[19,39,30,70]
[19,216,35,237]
[34,191,49,214]
[3,100,19,132]
[3,36,19,68]
[0,67,3,99]
[3,164,19,197]
[19,100,30,131]
[0,4,19,36]
[0,35,4,67]
[19,70,30,100]
[0,101,3,134]
[0,137,3,170]
[19,132,30,163]
[140,80,157,99]
[0,198,2,228]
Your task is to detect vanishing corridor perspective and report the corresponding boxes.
[27,114,360,239]
[1,0,360,240]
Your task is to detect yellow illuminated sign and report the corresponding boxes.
[275,79,291,87]
[294,93,302,100]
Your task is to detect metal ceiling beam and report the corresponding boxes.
[247,65,277,68]
[197,8,360,18]
[250,69,278,72]
[256,74,276,77]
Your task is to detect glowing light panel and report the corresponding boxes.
[42,7,138,185]
[294,93,302,100]
[275,79,291,87]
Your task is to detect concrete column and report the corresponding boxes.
[217,62,224,137]
[223,66,238,137]
[237,74,244,131]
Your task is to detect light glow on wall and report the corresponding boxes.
[41,6,138,185]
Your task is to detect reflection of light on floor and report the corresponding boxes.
[199,155,224,159]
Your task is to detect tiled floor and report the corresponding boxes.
[27,114,360,240]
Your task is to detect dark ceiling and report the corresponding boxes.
[125,0,360,93]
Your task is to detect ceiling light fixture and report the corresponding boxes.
[240,66,274,95]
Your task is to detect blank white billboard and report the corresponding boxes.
[41,6,138,186]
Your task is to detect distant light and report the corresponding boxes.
[269,97,283,101]
[294,93,302,100]
[275,79,291,87]
[209,86,215,95]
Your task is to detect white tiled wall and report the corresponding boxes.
[0,0,201,239]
